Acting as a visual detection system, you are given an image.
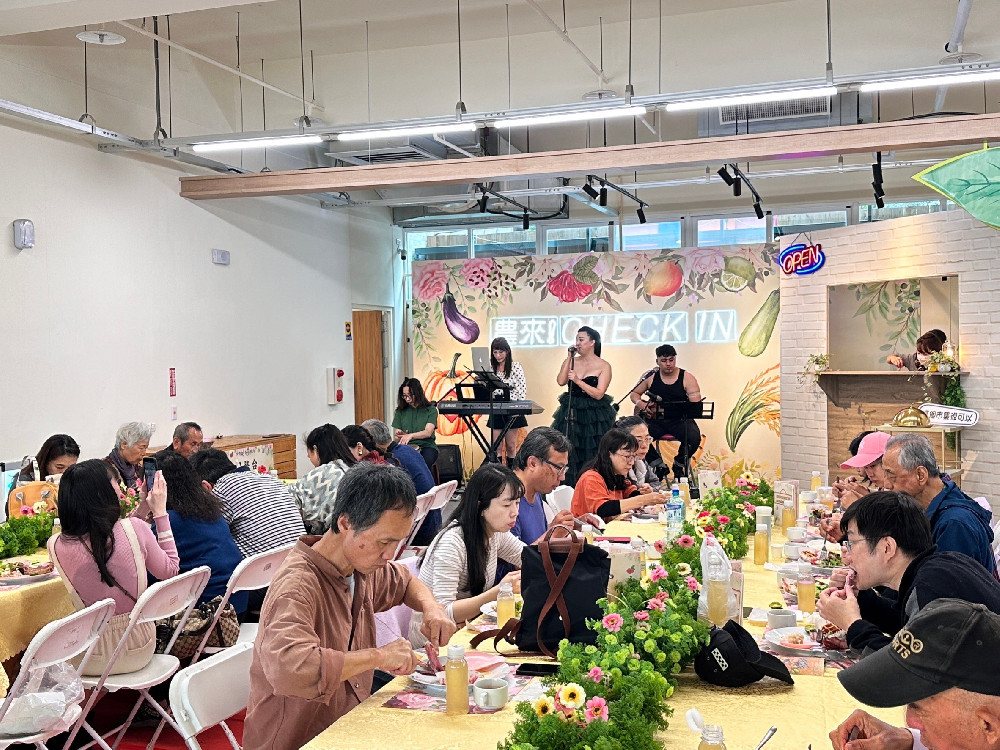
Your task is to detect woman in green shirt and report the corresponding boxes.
[392,377,439,473]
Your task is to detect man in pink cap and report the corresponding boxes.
[821,431,891,542]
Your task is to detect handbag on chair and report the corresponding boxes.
[155,595,240,660]
[472,526,611,658]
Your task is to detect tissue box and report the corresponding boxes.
[773,480,799,517]
[606,546,643,595]
[698,471,722,494]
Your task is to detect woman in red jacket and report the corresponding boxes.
[571,429,649,521]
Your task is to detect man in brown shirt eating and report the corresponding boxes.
[243,462,457,750]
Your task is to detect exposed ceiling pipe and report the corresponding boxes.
[433,134,476,158]
[115,20,324,112]
[937,0,975,111]
[522,0,608,83]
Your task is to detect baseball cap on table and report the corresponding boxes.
[840,431,891,469]
[838,599,1000,708]
[694,621,793,687]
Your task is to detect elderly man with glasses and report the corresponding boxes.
[816,491,1000,654]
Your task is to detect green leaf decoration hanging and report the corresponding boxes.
[913,147,1000,229]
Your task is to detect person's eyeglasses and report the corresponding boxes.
[635,436,654,445]
[615,452,638,462]
[543,459,569,475]
[840,536,876,552]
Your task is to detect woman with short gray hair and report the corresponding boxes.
[105,421,155,490]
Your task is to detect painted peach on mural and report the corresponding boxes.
[641,261,684,297]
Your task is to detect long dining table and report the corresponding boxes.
[301,518,906,750]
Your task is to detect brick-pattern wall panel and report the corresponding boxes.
[780,210,1000,505]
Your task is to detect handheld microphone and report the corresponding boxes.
[568,346,577,355]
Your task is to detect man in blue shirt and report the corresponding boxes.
[881,433,996,576]
[495,427,577,581]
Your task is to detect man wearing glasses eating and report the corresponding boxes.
[816,491,1000,654]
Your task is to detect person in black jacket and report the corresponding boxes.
[817,490,1000,654]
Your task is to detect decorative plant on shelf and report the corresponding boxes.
[798,353,830,384]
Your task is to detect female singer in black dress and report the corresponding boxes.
[552,326,615,486]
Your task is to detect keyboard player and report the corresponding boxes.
[487,337,528,467]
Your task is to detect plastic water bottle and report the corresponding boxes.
[445,644,469,715]
[810,470,823,491]
[496,581,516,625]
[705,546,731,626]
[679,477,691,506]
[666,484,684,538]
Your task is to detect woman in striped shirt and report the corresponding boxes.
[408,464,523,647]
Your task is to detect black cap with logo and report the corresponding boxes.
[694,620,794,687]
[839,598,1000,707]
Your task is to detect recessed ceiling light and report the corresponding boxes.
[76,30,126,45]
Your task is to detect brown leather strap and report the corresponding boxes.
[535,528,583,657]
[469,617,523,652]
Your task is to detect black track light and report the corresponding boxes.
[875,194,885,209]
[872,181,885,198]
[733,177,742,197]
[478,193,489,213]
[599,187,608,206]
[522,210,530,230]
[637,206,647,224]
[872,161,883,185]
[582,180,600,200]
[753,201,764,220]
[717,166,735,186]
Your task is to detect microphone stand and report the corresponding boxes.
[613,368,657,413]
[564,349,576,452]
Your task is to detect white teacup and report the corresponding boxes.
[783,541,806,560]
[786,527,807,542]
[767,608,797,630]
[472,677,509,710]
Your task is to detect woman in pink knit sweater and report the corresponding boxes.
[49,459,180,675]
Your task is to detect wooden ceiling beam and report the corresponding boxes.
[179,112,1000,200]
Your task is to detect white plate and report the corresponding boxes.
[480,601,497,618]
[410,662,510,695]
[764,626,821,651]
[0,572,57,587]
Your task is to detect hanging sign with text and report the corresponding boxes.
[779,243,825,276]
[918,403,979,427]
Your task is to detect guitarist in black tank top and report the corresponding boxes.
[627,344,702,480]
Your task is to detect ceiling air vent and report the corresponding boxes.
[718,97,831,125]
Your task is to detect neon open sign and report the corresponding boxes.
[779,243,825,275]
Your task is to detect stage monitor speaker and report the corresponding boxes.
[436,444,463,486]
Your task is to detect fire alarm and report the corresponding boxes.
[13,219,34,250]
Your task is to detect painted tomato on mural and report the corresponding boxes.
[422,370,475,436]
[546,270,593,303]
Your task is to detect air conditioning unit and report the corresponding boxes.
[697,92,873,137]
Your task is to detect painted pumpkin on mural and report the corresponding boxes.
[422,370,475,436]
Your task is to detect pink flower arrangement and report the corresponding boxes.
[677,535,695,548]
[739,490,751,496]
[649,566,668,582]
[736,477,748,487]
[704,525,715,532]
[646,597,666,611]
[412,261,450,302]
[461,258,498,289]
[653,539,667,554]
[546,270,593,303]
[588,666,604,681]
[633,610,650,621]
[655,591,670,601]
[584,696,609,723]
[698,511,710,518]
[744,502,756,514]
[19,505,35,516]
[718,515,730,524]
[686,576,701,591]
[601,613,624,632]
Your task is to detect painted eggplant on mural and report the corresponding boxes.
[738,289,779,356]
[441,288,480,344]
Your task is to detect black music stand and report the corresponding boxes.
[456,371,511,464]
[654,400,715,480]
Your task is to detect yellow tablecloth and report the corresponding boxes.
[302,519,905,750]
[0,551,74,697]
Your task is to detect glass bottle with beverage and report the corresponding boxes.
[679,477,691,506]
[810,470,823,491]
[753,523,768,565]
[445,644,469,715]
[705,545,731,626]
[496,581,516,625]
[581,524,595,545]
[698,725,727,750]
[797,574,816,614]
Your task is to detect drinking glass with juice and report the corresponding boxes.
[797,576,816,614]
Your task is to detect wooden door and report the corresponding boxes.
[352,310,385,423]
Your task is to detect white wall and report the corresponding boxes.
[780,209,1000,506]
[0,122,389,475]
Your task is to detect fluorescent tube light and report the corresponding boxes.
[336,122,477,141]
[859,69,1000,92]
[493,105,646,128]
[664,86,838,112]
[192,134,322,153]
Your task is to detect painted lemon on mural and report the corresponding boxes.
[642,261,684,297]
[720,256,755,292]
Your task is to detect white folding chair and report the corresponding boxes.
[374,557,421,647]
[431,480,458,514]
[64,566,211,750]
[548,485,574,513]
[168,642,253,750]
[0,598,115,750]
[394,488,436,560]
[189,543,294,663]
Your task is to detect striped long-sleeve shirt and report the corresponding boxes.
[214,470,307,557]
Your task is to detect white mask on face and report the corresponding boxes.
[916,352,932,365]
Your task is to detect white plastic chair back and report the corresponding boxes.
[168,641,254,750]
[430,480,458,512]
[190,544,294,662]
[548,485,574,513]
[394,488,436,559]
[374,557,421,647]
[0,599,115,747]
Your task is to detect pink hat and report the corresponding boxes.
[840,431,891,469]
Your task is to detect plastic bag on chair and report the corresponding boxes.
[0,661,84,737]
[696,536,739,625]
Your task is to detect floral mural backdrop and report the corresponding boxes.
[411,245,782,478]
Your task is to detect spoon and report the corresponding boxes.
[754,726,777,750]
